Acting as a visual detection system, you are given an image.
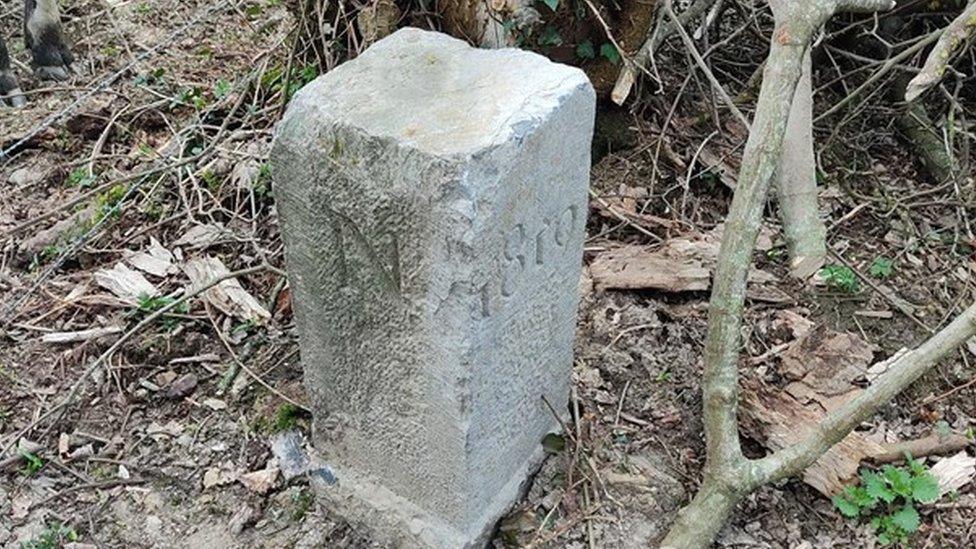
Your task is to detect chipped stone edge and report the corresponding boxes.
[307,440,551,548]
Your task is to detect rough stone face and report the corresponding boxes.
[272,27,594,548]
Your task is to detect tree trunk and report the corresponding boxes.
[775,52,827,279]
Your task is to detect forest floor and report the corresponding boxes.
[1,1,975,548]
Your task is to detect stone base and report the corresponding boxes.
[307,441,552,548]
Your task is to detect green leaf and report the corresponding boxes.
[883,465,913,497]
[600,43,621,64]
[538,26,563,47]
[877,532,893,545]
[890,505,920,533]
[576,40,595,60]
[540,0,558,11]
[864,471,895,504]
[910,473,940,504]
[542,433,565,454]
[869,257,894,278]
[213,79,232,99]
[820,264,860,293]
[832,495,860,518]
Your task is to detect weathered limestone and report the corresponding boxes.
[271,28,594,548]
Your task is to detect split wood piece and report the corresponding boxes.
[41,326,124,344]
[588,227,780,298]
[742,379,883,496]
[742,324,879,496]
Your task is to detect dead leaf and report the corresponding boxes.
[182,256,270,324]
[202,398,228,411]
[93,263,158,305]
[173,223,231,250]
[165,373,198,399]
[126,237,177,277]
[930,451,976,497]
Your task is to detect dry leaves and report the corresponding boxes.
[182,256,270,324]
[92,262,159,305]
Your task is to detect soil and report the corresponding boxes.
[2,1,975,548]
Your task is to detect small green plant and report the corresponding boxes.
[19,450,44,476]
[66,167,98,188]
[134,294,189,330]
[174,87,208,110]
[201,169,222,192]
[20,522,78,549]
[869,257,895,279]
[832,457,942,546]
[576,40,596,60]
[253,163,273,198]
[274,403,306,432]
[291,488,314,521]
[537,26,563,47]
[213,78,233,100]
[539,0,558,11]
[92,184,128,224]
[820,264,860,293]
[134,67,166,86]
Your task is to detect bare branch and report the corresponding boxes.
[905,0,976,101]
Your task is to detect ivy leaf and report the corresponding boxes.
[883,465,913,498]
[911,473,940,504]
[576,40,596,60]
[864,471,895,504]
[542,433,565,454]
[538,26,563,47]
[600,43,621,64]
[832,495,860,518]
[540,0,559,11]
[890,505,920,533]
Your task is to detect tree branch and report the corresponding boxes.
[905,0,976,101]
[610,0,718,105]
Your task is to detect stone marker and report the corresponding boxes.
[272,28,595,548]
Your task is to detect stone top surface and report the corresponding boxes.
[288,27,591,157]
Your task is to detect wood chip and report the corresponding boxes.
[238,466,279,494]
[164,373,198,399]
[182,256,270,323]
[93,262,159,305]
